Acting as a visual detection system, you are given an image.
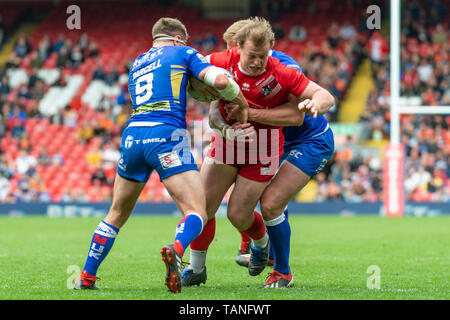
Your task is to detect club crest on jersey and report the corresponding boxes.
[255,75,281,99]
[158,151,182,169]
[261,85,272,96]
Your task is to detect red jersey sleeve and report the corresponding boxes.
[209,48,235,70]
[276,61,311,97]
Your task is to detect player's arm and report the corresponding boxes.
[246,94,305,126]
[197,66,248,123]
[297,80,335,118]
[209,100,256,141]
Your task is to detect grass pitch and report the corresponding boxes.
[0,215,448,300]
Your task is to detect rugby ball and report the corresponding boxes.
[188,68,233,102]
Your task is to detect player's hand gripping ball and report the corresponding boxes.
[188,68,233,102]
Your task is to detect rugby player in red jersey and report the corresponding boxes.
[181,17,334,287]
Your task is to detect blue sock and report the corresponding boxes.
[174,213,204,256]
[83,220,119,276]
[265,213,291,275]
[268,206,288,260]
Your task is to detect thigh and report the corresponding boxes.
[227,174,269,230]
[260,160,310,218]
[104,173,146,228]
[200,157,238,219]
[162,169,207,219]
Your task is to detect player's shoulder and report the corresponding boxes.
[210,47,237,61]
[270,49,302,72]
[171,45,201,56]
[210,47,239,68]
[267,55,299,75]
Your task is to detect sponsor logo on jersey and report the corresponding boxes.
[315,158,328,173]
[118,156,126,171]
[260,166,272,175]
[288,150,303,158]
[242,83,250,91]
[158,151,182,169]
[142,138,167,144]
[124,135,134,149]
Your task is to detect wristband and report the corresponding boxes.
[204,66,240,101]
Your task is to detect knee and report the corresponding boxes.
[205,203,217,220]
[260,197,284,221]
[227,210,251,231]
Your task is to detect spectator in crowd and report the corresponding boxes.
[77,33,90,54]
[273,22,285,39]
[91,166,108,185]
[53,33,66,53]
[0,75,10,96]
[92,60,106,81]
[31,79,45,100]
[76,120,94,144]
[87,41,99,58]
[69,45,84,70]
[37,145,51,166]
[15,149,37,176]
[14,33,30,59]
[327,23,341,49]
[63,105,78,127]
[56,45,70,68]
[37,35,52,63]
[288,24,307,42]
[201,31,217,52]
[432,24,447,44]
[339,21,357,40]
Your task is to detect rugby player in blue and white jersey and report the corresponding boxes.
[182,19,334,289]
[73,17,248,293]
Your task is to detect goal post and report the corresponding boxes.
[384,0,450,217]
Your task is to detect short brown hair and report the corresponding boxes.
[223,19,251,42]
[235,17,275,49]
[152,17,189,41]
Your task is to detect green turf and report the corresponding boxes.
[0,215,448,300]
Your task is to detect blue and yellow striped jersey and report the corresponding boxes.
[128,45,211,128]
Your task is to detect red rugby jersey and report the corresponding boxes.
[209,47,310,159]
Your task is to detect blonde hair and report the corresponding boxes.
[152,17,189,42]
[235,17,275,49]
[223,19,252,42]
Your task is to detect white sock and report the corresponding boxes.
[189,249,207,273]
[252,232,269,248]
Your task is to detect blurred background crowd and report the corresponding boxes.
[0,0,448,203]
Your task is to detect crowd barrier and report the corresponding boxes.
[0,201,448,217]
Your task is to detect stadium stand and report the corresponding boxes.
[0,0,448,203]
